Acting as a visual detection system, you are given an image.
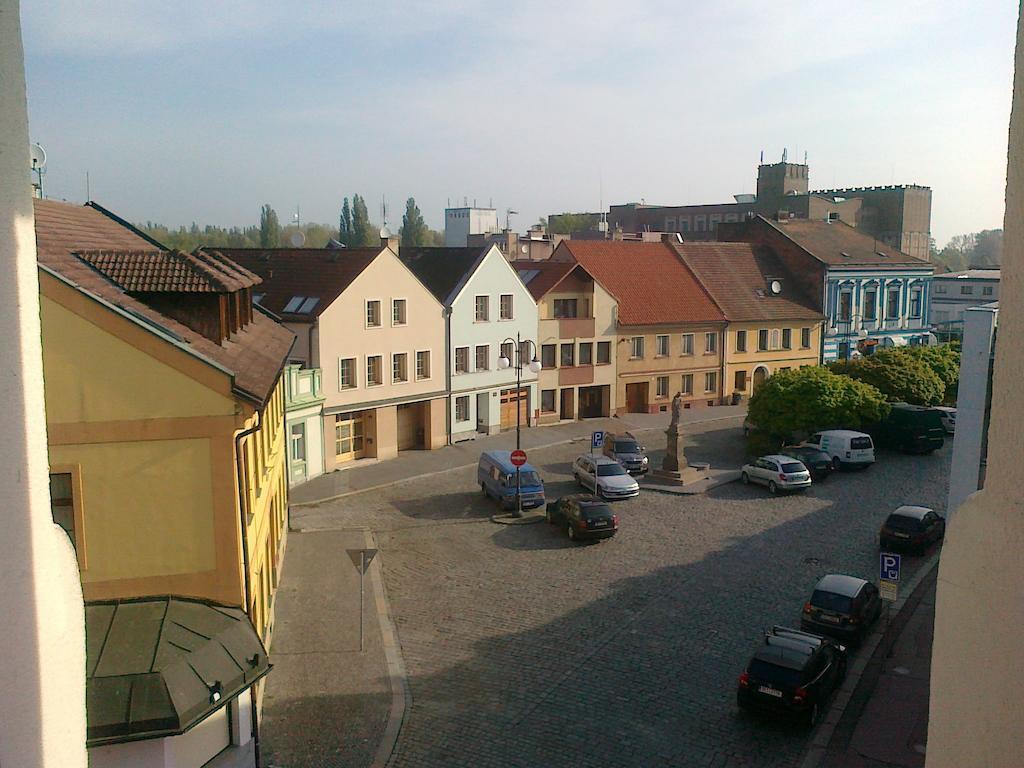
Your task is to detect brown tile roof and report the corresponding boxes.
[760,217,930,267]
[671,242,823,322]
[212,247,381,320]
[34,199,293,407]
[75,249,260,293]
[554,240,726,326]
[509,259,578,299]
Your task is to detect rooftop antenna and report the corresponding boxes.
[804,150,808,165]
[29,142,46,199]
[289,206,306,247]
[505,209,518,231]
[782,147,788,163]
[760,150,764,164]
[85,171,90,201]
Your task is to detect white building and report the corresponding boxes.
[930,268,1000,327]
[284,365,326,486]
[402,245,540,442]
[444,206,499,247]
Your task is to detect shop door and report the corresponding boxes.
[334,412,365,463]
[625,382,649,413]
[559,388,575,420]
[500,388,528,430]
[578,386,603,419]
[397,403,425,451]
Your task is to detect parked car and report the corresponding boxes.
[801,574,881,644]
[780,445,833,481]
[879,505,946,554]
[477,450,545,510]
[545,494,619,542]
[601,432,650,475]
[933,406,957,435]
[740,454,812,494]
[737,625,847,726]
[573,454,640,500]
[873,403,945,454]
[802,430,875,470]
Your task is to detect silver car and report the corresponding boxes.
[741,454,812,494]
[572,454,640,500]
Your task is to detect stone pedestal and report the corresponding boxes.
[650,426,708,486]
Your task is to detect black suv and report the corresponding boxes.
[781,445,833,481]
[801,574,881,644]
[737,626,847,726]
[546,494,618,542]
[879,505,945,554]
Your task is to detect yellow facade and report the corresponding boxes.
[723,320,823,399]
[40,273,288,642]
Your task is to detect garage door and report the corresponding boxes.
[397,403,424,451]
[500,388,528,430]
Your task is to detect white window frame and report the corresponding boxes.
[392,352,409,384]
[680,333,694,356]
[475,344,490,372]
[365,299,382,328]
[475,295,490,322]
[704,332,717,354]
[454,346,470,375]
[656,375,669,398]
[455,395,470,422]
[499,294,514,320]
[391,298,407,326]
[630,336,645,359]
[681,373,693,395]
[366,354,384,387]
[338,357,358,390]
[704,371,717,393]
[656,334,670,357]
[415,349,431,380]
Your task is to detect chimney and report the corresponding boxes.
[381,235,400,254]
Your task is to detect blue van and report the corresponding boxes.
[478,450,546,510]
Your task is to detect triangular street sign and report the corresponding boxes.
[347,548,378,573]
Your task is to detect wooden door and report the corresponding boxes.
[500,388,528,429]
[334,412,365,463]
[625,382,648,413]
[397,403,423,451]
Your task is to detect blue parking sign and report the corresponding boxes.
[591,431,605,451]
[880,552,901,582]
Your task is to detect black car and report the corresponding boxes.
[879,505,946,554]
[781,445,833,481]
[737,626,847,726]
[546,494,618,542]
[801,574,881,645]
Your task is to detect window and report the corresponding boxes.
[500,294,514,320]
[366,355,383,386]
[560,343,575,367]
[519,341,532,367]
[290,423,306,462]
[553,298,578,318]
[501,342,515,365]
[630,336,645,359]
[983,286,994,296]
[758,329,769,351]
[455,396,470,422]
[801,327,811,349]
[770,329,781,350]
[705,371,717,393]
[960,285,974,295]
[474,345,489,372]
[735,330,747,353]
[392,299,407,325]
[734,370,747,391]
[597,341,611,364]
[838,342,850,359]
[782,328,792,349]
[541,344,556,368]
[656,335,670,357]
[455,347,470,374]
[694,215,707,232]
[49,472,76,548]
[864,289,878,320]
[339,358,357,389]
[283,296,304,313]
[656,376,669,398]
[541,390,556,412]
[909,287,923,318]
[366,300,381,327]
[679,218,690,233]
[681,374,693,395]
[704,332,717,354]
[680,334,694,355]
[416,350,431,380]
[887,288,900,319]
[475,295,490,321]
[934,283,947,294]
[838,291,852,322]
[579,342,593,365]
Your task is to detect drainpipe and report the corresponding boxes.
[444,307,453,445]
[233,407,262,766]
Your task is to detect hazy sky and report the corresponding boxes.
[22,1,1018,246]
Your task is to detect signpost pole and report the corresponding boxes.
[359,550,365,652]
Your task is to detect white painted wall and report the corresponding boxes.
[444,208,499,247]
[0,3,87,765]
[287,403,325,485]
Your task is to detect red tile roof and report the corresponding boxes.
[509,259,578,300]
[211,247,381,320]
[34,199,293,407]
[75,249,260,293]
[759,217,929,267]
[671,242,822,322]
[554,240,726,326]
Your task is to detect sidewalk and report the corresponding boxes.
[822,567,937,767]
[290,406,747,505]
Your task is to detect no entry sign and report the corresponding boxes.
[510,449,527,467]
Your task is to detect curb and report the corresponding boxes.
[364,530,411,768]
[291,413,745,508]
[799,550,941,768]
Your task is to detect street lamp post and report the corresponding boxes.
[839,313,866,360]
[498,332,542,517]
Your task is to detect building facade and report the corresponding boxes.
[284,364,326,486]
[445,206,499,246]
[402,245,540,441]
[514,260,619,423]
[929,268,1000,328]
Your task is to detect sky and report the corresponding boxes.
[21,0,1018,247]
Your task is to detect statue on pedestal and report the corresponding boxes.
[663,392,687,473]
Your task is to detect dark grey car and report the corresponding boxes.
[602,432,650,475]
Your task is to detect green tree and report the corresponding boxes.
[400,197,428,246]
[547,212,598,235]
[351,194,376,246]
[339,198,353,246]
[901,344,961,403]
[259,204,281,248]
[828,349,944,406]
[747,367,890,441]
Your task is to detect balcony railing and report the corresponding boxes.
[559,365,595,386]
[557,317,595,338]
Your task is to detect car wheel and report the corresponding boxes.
[832,457,842,470]
[768,480,778,495]
[545,508,552,524]
[740,472,749,484]
[481,482,488,497]
[567,524,576,542]
[807,703,821,727]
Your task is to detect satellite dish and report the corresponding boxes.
[30,143,46,169]
[769,280,782,294]
[289,230,306,247]
[520,245,528,254]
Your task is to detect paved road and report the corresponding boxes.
[293,421,950,768]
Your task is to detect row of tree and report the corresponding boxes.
[932,229,1002,272]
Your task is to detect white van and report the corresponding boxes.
[803,430,875,469]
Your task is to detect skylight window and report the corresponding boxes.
[283,296,305,312]
[298,297,319,314]
[517,269,540,284]
[253,293,265,305]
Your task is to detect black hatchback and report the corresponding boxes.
[737,626,847,726]
[781,445,833,481]
[546,494,618,542]
[801,574,881,644]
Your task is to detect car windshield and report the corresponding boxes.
[614,440,640,453]
[886,514,923,532]
[580,503,613,519]
[597,463,628,477]
[850,436,873,449]
[513,471,541,487]
[811,590,853,613]
[781,462,805,473]
[748,659,803,689]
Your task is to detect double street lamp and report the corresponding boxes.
[838,313,868,361]
[497,333,542,517]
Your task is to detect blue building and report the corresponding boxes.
[719,216,934,361]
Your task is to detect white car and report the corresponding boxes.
[933,406,956,434]
[572,454,640,500]
[741,454,812,494]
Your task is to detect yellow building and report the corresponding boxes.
[35,199,294,648]
[674,241,824,398]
